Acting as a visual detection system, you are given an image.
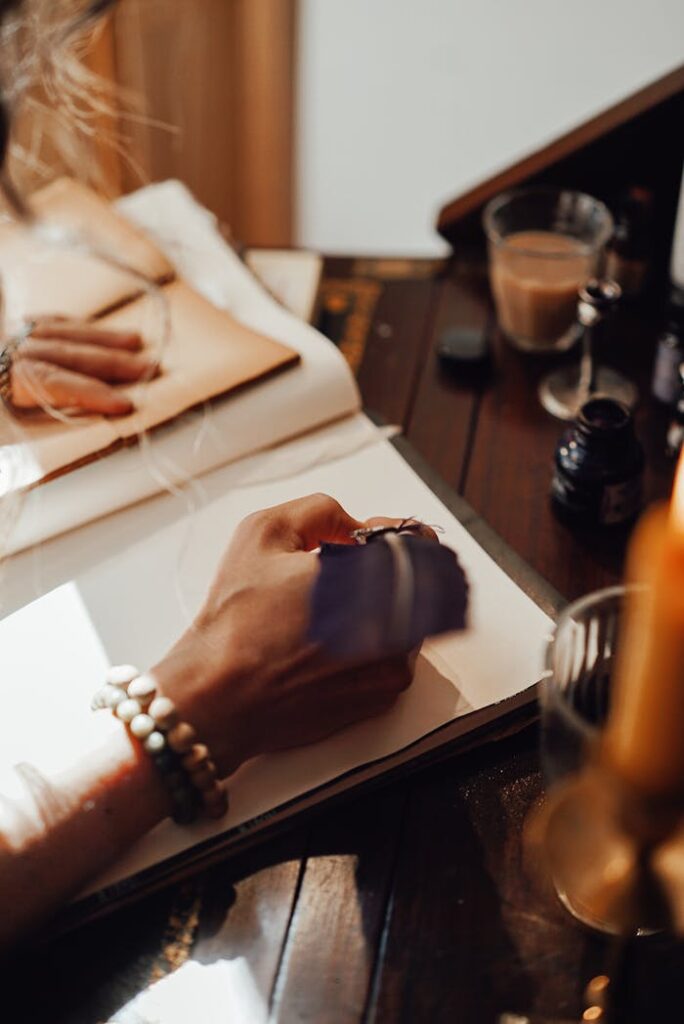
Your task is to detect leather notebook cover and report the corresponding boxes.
[0,178,174,322]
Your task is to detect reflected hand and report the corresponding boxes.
[9,317,158,415]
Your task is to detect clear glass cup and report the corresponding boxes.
[538,585,672,936]
[541,586,626,790]
[483,188,614,353]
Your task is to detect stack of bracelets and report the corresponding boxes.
[91,665,228,825]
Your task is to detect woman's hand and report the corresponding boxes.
[0,495,433,947]
[9,317,158,415]
[154,494,430,776]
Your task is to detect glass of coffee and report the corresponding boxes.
[483,188,614,353]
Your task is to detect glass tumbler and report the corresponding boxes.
[541,586,624,788]
[483,188,614,353]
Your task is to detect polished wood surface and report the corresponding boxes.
[4,257,683,1023]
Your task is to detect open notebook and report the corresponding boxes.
[1,434,554,925]
[2,180,360,551]
[0,181,555,926]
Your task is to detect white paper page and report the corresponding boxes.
[6,414,385,557]
[0,436,552,896]
[245,248,322,323]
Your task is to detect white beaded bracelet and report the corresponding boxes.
[92,665,228,824]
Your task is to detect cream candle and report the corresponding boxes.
[604,451,684,797]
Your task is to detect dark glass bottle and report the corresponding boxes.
[652,287,684,405]
[667,363,684,459]
[606,186,653,299]
[551,397,644,526]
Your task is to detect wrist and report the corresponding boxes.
[95,663,230,823]
[150,637,250,778]
[102,726,172,828]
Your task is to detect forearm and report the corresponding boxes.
[0,494,417,951]
[0,726,168,951]
[0,639,244,951]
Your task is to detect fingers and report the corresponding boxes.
[238,493,363,552]
[234,496,440,556]
[18,339,158,384]
[317,654,415,722]
[258,655,414,757]
[358,655,414,694]
[363,515,439,543]
[303,653,415,703]
[31,318,143,352]
[317,657,414,736]
[11,359,134,416]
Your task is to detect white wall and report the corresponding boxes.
[295,0,684,256]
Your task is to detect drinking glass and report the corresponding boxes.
[483,188,614,353]
[539,585,669,936]
[541,586,624,790]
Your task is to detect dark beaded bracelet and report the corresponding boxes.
[92,666,228,824]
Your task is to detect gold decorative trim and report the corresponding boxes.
[318,278,382,374]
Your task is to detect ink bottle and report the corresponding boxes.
[667,363,684,459]
[606,186,653,300]
[652,286,684,405]
[551,396,644,527]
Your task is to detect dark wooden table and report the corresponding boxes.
[5,256,684,1023]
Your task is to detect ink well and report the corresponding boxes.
[551,396,644,527]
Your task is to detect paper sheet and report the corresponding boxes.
[0,433,552,897]
[245,248,323,323]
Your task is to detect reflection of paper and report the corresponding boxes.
[113,960,267,1024]
[0,178,173,325]
[0,582,117,802]
[1,434,552,900]
[2,181,360,551]
[0,282,299,494]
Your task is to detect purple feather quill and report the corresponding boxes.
[308,534,469,660]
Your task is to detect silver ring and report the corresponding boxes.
[350,518,426,545]
[0,319,36,406]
